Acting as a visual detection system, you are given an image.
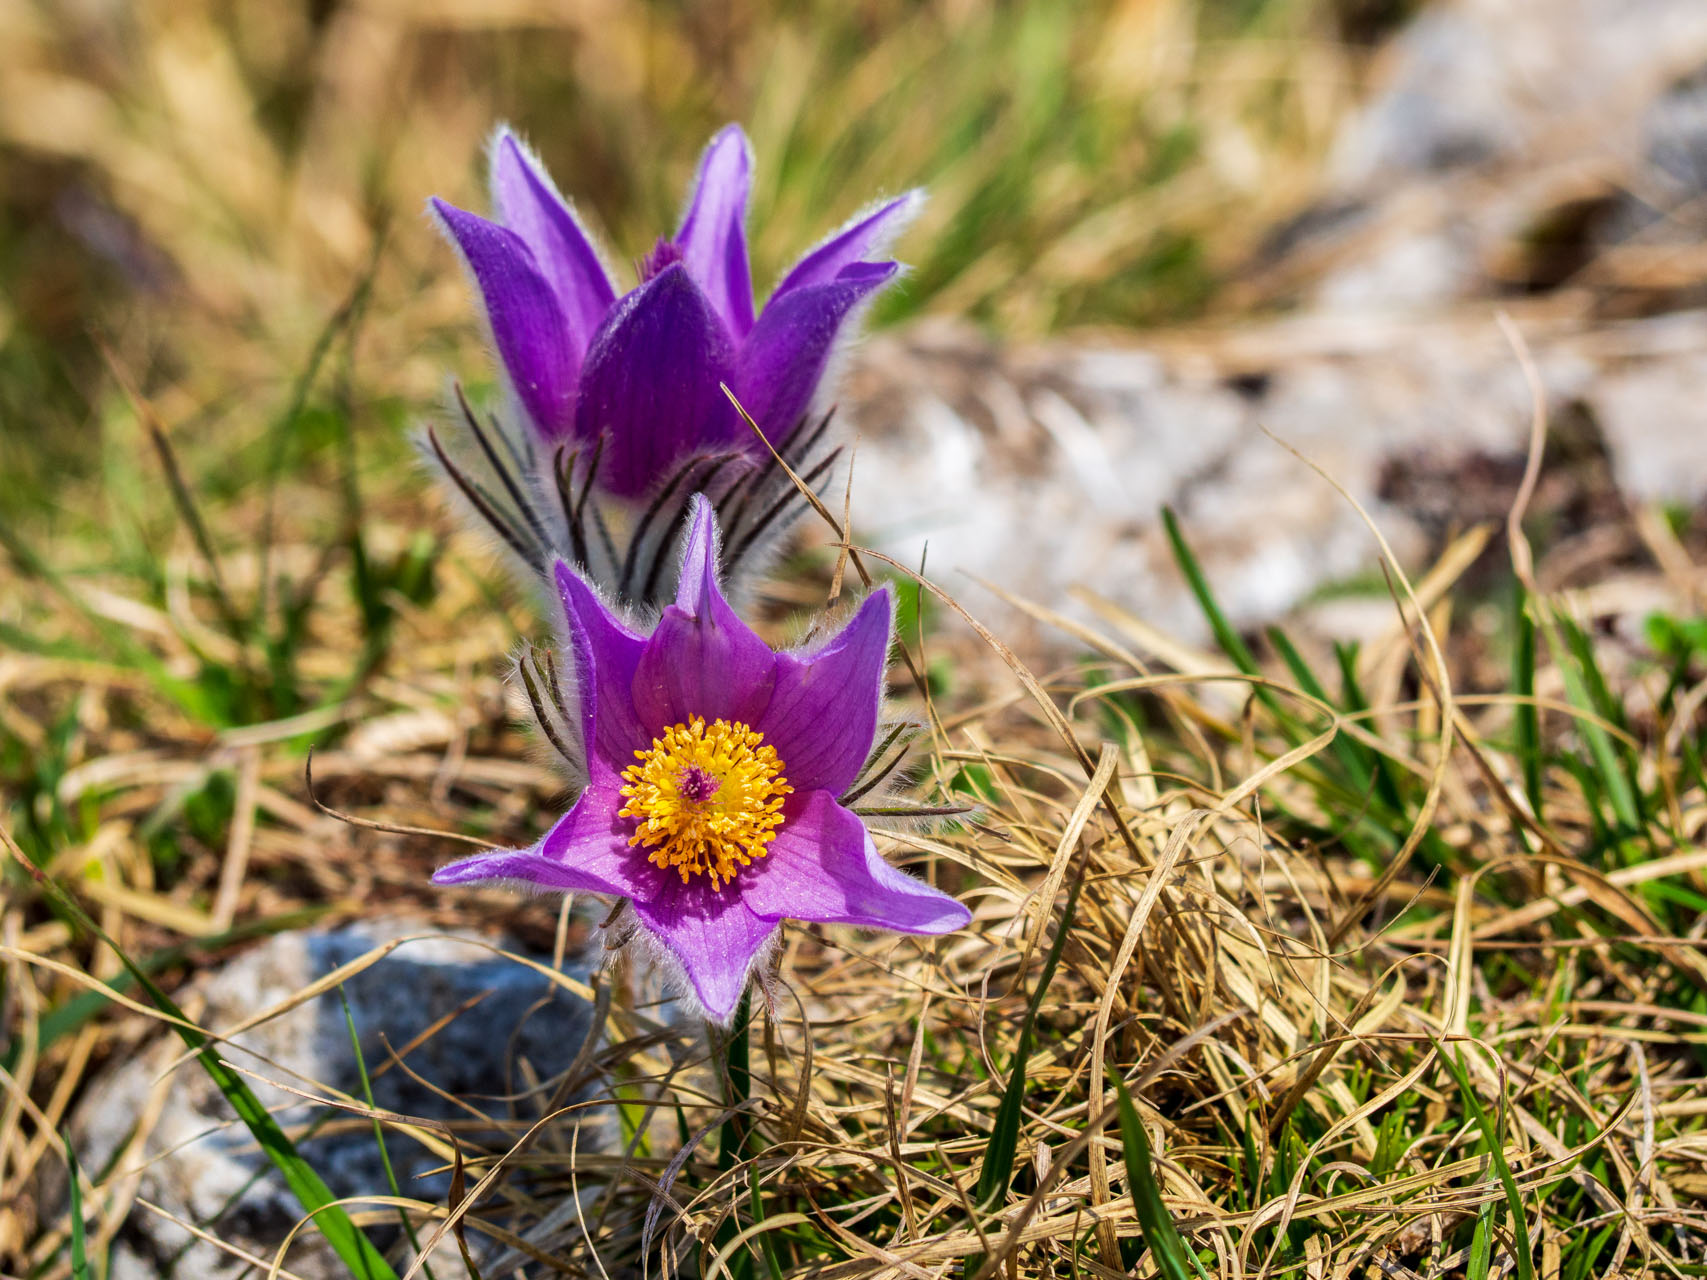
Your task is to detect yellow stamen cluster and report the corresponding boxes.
[618,717,792,889]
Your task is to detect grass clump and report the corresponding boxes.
[6,375,1707,1277]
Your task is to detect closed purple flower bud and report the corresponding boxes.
[431,496,967,1022]
[432,125,921,500]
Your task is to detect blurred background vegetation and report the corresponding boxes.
[0,0,1399,533]
[15,7,1707,1276]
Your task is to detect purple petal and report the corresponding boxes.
[490,130,617,361]
[432,781,660,899]
[630,600,776,733]
[671,491,724,614]
[734,261,897,449]
[633,880,776,1020]
[630,497,776,729]
[572,263,740,498]
[741,790,969,933]
[553,560,649,770]
[431,197,577,439]
[773,190,924,299]
[675,125,756,338]
[757,588,892,796]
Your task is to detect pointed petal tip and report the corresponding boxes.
[425,193,469,233]
[705,122,754,162]
[914,895,972,935]
[487,121,522,162]
[673,492,723,614]
[677,125,757,337]
[429,853,512,888]
[686,491,717,538]
[770,189,924,301]
[694,980,745,1024]
[734,261,897,448]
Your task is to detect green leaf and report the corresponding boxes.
[1439,1044,1535,1280]
[5,907,328,1074]
[1552,614,1640,833]
[975,867,1087,1209]
[340,990,435,1280]
[1469,1202,1494,1279]
[1512,584,1543,820]
[65,1133,91,1280]
[20,863,398,1280]
[1107,1066,1203,1280]
[1158,508,1242,672]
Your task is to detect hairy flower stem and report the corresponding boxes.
[712,987,758,1277]
[715,986,755,1172]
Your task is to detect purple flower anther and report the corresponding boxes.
[431,125,922,500]
[431,496,968,1021]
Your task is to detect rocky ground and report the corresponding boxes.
[846,0,1707,647]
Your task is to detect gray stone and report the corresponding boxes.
[844,311,1707,646]
[71,917,607,1280]
[1271,0,1707,311]
[1330,0,1707,190]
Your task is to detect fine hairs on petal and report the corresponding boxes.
[485,123,619,290]
[427,125,911,613]
[508,640,588,785]
[413,376,602,604]
[771,187,927,297]
[617,915,781,1027]
[410,418,554,604]
[425,196,578,439]
[801,272,901,439]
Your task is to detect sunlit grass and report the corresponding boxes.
[6,1,1707,1277]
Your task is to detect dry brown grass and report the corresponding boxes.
[6,419,1707,1276]
[9,2,1707,1277]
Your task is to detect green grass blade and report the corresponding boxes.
[1107,1067,1202,1280]
[5,907,328,1073]
[1161,508,1307,737]
[0,521,217,723]
[1512,584,1543,820]
[1267,625,1376,792]
[975,869,1087,1209]
[1161,507,1257,674]
[1440,1044,1535,1280]
[15,857,398,1280]
[1468,1202,1494,1279]
[1332,643,1409,816]
[715,988,757,1280]
[748,1161,786,1280]
[1550,614,1640,832]
[340,990,435,1280]
[65,1133,91,1280]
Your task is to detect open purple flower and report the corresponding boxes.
[430,125,921,500]
[431,495,968,1021]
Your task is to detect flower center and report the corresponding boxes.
[618,717,792,889]
[639,236,683,283]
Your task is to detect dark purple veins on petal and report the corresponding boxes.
[675,125,756,339]
[572,263,740,498]
[490,131,617,362]
[734,261,898,449]
[431,197,578,439]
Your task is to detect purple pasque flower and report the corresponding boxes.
[430,124,921,500]
[431,495,967,1022]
